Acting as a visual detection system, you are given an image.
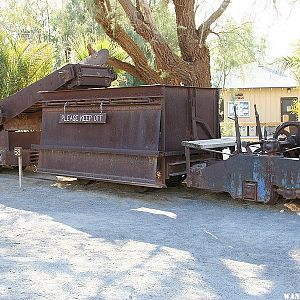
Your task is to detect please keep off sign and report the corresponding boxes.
[59,113,107,124]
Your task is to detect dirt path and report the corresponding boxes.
[0,171,299,300]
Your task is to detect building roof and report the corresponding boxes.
[224,62,298,89]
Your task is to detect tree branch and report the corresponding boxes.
[93,0,213,86]
[118,0,191,80]
[197,0,231,42]
[93,0,162,83]
[172,0,199,62]
[108,57,141,79]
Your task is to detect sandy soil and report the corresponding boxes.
[0,170,299,300]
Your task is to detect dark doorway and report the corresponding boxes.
[281,97,298,122]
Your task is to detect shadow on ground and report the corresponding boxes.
[0,171,299,299]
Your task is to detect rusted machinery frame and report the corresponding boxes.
[36,85,219,187]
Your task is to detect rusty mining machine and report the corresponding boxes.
[0,47,299,204]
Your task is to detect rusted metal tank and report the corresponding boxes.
[35,85,220,187]
[0,53,116,169]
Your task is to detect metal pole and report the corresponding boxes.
[18,155,22,189]
[14,147,22,189]
[233,106,242,153]
[254,104,263,141]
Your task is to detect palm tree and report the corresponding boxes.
[0,29,54,100]
[71,37,144,86]
[281,40,300,84]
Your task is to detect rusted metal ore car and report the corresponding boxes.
[35,85,220,187]
[0,61,116,169]
[183,107,300,203]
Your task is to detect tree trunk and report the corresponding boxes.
[185,46,211,87]
[92,0,229,88]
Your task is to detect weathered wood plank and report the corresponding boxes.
[182,138,236,150]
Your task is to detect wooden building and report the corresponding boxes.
[221,62,299,137]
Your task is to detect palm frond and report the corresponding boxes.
[275,40,300,84]
[0,28,54,100]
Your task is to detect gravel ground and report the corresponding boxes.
[0,170,299,300]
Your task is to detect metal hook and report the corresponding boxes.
[63,102,68,114]
[100,101,103,114]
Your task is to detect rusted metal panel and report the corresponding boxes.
[194,88,220,139]
[39,104,162,150]
[0,131,9,149]
[8,132,40,151]
[36,85,220,187]
[38,150,162,187]
[37,98,163,186]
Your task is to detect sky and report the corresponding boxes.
[219,0,300,60]
[195,0,300,60]
[1,0,299,60]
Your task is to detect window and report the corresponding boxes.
[228,101,250,117]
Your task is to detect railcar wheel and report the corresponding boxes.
[274,121,300,157]
[76,178,93,186]
[133,186,153,193]
[265,186,280,205]
[274,121,300,140]
[13,166,27,171]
